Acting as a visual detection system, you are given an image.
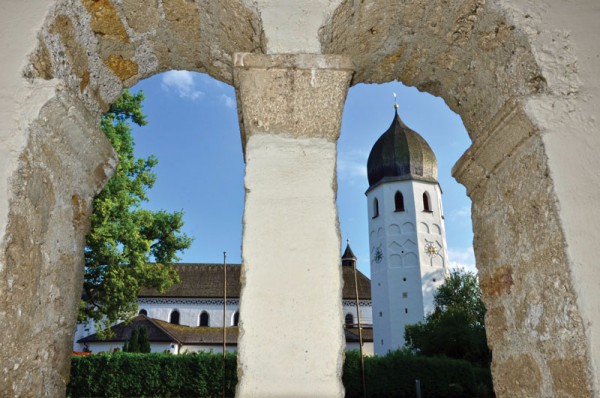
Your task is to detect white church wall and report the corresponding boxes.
[346,342,374,356]
[180,345,237,354]
[138,299,240,327]
[342,301,373,326]
[84,342,175,354]
[368,177,449,355]
[410,181,448,316]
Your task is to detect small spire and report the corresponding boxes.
[393,92,399,110]
[342,241,357,266]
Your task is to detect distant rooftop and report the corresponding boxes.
[139,262,371,300]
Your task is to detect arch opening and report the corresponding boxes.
[1,1,597,396]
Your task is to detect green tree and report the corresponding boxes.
[80,90,192,334]
[123,327,151,353]
[138,327,151,353]
[127,328,140,353]
[404,269,491,367]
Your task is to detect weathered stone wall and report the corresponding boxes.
[27,0,264,115]
[1,1,263,396]
[234,53,353,397]
[322,0,599,395]
[0,92,116,397]
[454,103,593,396]
[1,0,599,396]
[320,0,545,135]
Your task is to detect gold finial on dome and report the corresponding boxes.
[393,92,399,110]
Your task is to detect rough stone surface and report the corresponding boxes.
[492,354,542,396]
[103,54,139,83]
[120,0,160,34]
[456,131,593,396]
[81,0,129,42]
[234,53,352,397]
[234,53,353,147]
[320,0,546,135]
[0,92,116,397]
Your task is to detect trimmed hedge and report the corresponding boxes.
[68,352,237,397]
[344,350,493,397]
[68,351,493,397]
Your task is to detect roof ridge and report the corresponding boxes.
[145,316,182,344]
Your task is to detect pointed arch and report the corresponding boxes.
[138,309,147,316]
[394,191,405,212]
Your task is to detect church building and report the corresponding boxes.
[74,248,374,354]
[74,107,448,358]
[366,107,449,356]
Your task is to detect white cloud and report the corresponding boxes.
[337,149,369,183]
[448,205,471,222]
[161,70,204,100]
[447,246,477,274]
[220,94,236,109]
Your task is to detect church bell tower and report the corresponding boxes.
[366,107,449,355]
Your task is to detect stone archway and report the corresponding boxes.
[320,1,598,396]
[0,1,263,396]
[1,1,599,397]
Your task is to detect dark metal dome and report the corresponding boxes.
[367,111,438,187]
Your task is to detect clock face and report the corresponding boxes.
[425,242,438,257]
[374,248,383,263]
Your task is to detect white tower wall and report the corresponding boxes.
[367,179,448,355]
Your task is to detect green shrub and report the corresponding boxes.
[69,350,493,397]
[344,350,493,398]
[68,352,236,397]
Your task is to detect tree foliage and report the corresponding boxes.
[80,90,192,333]
[405,269,491,367]
[123,327,150,353]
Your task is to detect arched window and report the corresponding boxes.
[170,310,180,325]
[138,309,147,316]
[394,191,405,212]
[199,311,209,327]
[345,313,354,326]
[373,198,379,218]
[423,192,431,212]
[233,311,240,326]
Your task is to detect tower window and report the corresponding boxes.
[394,191,405,212]
[402,292,408,298]
[373,198,379,218]
[405,308,408,314]
[423,192,431,212]
[199,311,209,327]
[233,311,240,326]
[379,312,383,317]
[345,313,354,326]
[170,310,180,325]
[138,309,147,316]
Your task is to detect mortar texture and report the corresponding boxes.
[234,54,352,396]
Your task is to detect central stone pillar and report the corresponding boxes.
[234,53,353,397]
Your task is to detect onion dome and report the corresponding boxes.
[367,111,438,188]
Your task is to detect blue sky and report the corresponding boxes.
[130,71,475,277]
